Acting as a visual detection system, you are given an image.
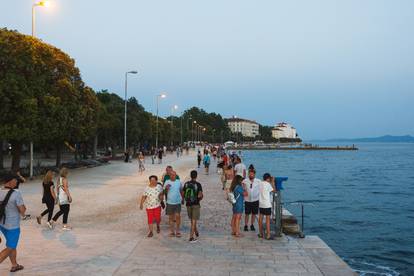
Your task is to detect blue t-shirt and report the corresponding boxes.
[203,155,210,164]
[165,179,182,205]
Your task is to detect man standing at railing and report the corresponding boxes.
[258,173,276,240]
[242,167,261,232]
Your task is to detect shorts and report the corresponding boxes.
[245,201,259,215]
[187,205,201,220]
[146,206,161,225]
[204,163,210,168]
[259,207,271,216]
[166,204,181,215]
[0,226,20,249]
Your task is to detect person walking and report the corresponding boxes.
[0,173,27,272]
[197,150,202,168]
[242,168,261,232]
[138,152,145,173]
[164,171,183,238]
[158,148,163,164]
[140,175,164,237]
[258,173,276,240]
[36,170,57,229]
[203,152,211,175]
[230,175,246,237]
[183,170,203,243]
[51,168,72,230]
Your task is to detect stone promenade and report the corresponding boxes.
[1,153,356,275]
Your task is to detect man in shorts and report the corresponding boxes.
[0,173,27,272]
[258,173,276,240]
[164,171,183,237]
[242,168,261,232]
[183,170,203,243]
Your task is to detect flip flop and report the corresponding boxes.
[147,232,154,238]
[10,264,24,272]
[176,232,182,238]
[257,234,263,239]
[265,236,274,240]
[169,232,175,237]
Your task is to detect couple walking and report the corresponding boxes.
[36,168,72,230]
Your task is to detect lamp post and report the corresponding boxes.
[124,71,138,153]
[192,121,197,145]
[32,1,50,37]
[156,93,167,149]
[170,105,178,146]
[30,1,50,179]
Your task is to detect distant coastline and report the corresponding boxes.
[309,135,414,143]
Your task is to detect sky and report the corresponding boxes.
[1,0,413,139]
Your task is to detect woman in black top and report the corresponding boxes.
[36,170,56,229]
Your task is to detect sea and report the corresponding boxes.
[242,143,414,276]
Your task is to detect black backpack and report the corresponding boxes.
[0,189,15,224]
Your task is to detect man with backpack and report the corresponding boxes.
[183,170,203,243]
[0,173,27,272]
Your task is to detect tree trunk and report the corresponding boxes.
[56,144,62,168]
[0,140,4,170]
[11,141,22,172]
[92,136,98,159]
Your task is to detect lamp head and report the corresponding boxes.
[128,71,138,74]
[173,105,178,110]
[39,1,51,7]
[160,93,167,98]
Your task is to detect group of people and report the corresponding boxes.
[139,165,203,243]
[0,168,73,273]
[140,145,278,242]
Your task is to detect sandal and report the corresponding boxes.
[10,264,24,272]
[234,233,242,238]
[169,232,175,237]
[156,225,161,234]
[175,232,182,238]
[265,236,274,240]
[257,234,263,239]
[147,232,154,238]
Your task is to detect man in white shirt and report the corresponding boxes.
[242,168,261,232]
[258,173,276,240]
[234,156,246,179]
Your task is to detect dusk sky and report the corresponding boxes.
[2,0,413,139]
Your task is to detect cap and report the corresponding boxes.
[2,173,19,183]
[263,173,271,181]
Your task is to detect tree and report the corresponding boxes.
[0,29,99,170]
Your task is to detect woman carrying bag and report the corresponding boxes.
[51,168,72,230]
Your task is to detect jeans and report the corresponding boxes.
[52,204,70,224]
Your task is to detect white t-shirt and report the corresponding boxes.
[259,181,274,209]
[143,185,163,209]
[234,163,246,178]
[242,178,261,202]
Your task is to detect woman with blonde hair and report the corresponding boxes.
[51,168,72,230]
[36,170,57,229]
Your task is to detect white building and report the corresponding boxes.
[272,122,297,139]
[227,117,259,138]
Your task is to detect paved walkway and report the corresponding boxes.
[0,152,356,276]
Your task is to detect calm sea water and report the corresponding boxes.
[242,143,414,276]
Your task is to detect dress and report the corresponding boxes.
[232,185,244,214]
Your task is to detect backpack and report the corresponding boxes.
[0,189,15,224]
[184,182,199,205]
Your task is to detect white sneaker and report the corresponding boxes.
[47,221,53,229]
[62,225,72,231]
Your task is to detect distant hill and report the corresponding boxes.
[315,135,414,143]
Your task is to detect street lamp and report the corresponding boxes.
[32,1,50,37]
[124,70,138,153]
[30,0,50,179]
[192,120,197,145]
[156,93,167,149]
[170,105,178,146]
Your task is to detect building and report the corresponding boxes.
[227,117,259,138]
[272,122,297,139]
